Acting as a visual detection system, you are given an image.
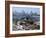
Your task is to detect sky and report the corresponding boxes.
[12,7,40,14]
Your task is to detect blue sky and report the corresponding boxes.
[12,7,40,14]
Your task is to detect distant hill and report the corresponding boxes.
[13,10,40,21]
